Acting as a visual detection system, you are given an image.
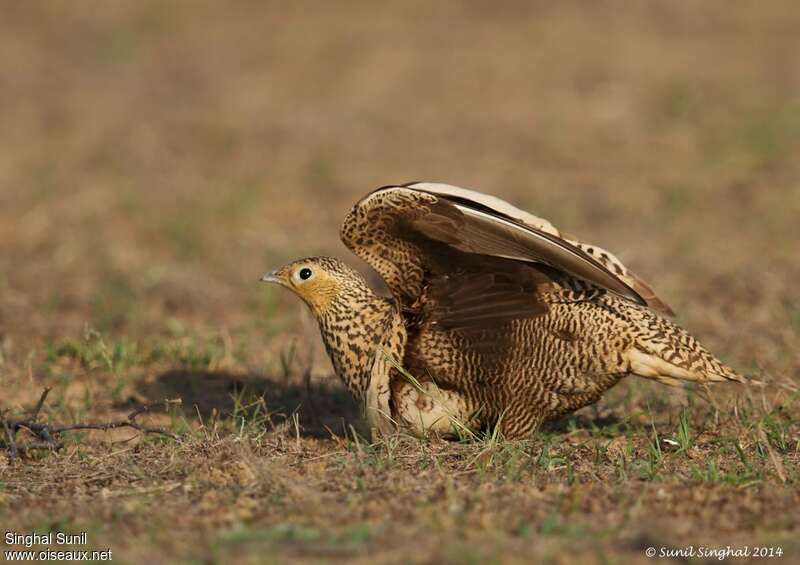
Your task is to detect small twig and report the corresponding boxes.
[3,417,18,461]
[2,394,182,459]
[49,400,181,439]
[30,387,52,421]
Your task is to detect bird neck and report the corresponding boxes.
[317,290,397,400]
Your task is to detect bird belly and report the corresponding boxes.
[403,303,635,436]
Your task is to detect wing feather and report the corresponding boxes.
[340,184,657,323]
[419,203,643,302]
[409,182,673,316]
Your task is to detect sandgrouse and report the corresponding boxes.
[262,183,746,439]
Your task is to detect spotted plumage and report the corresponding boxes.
[263,183,747,439]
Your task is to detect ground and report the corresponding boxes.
[1,2,799,564]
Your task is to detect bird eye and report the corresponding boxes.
[298,267,313,280]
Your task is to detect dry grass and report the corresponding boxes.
[1,2,799,563]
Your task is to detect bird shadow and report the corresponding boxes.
[542,412,626,434]
[136,369,365,438]
[136,371,630,440]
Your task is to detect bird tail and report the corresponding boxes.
[627,348,748,387]
[623,305,752,387]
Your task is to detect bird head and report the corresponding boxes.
[261,256,370,318]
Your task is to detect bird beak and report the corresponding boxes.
[260,270,281,284]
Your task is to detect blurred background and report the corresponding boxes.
[1,1,798,398]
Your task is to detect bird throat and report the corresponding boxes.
[316,292,397,400]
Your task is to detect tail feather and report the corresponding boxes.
[627,348,747,386]
[621,302,749,386]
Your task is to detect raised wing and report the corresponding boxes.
[412,183,673,315]
[340,183,663,322]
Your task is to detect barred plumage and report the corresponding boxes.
[263,183,747,439]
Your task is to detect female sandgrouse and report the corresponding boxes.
[262,182,745,439]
